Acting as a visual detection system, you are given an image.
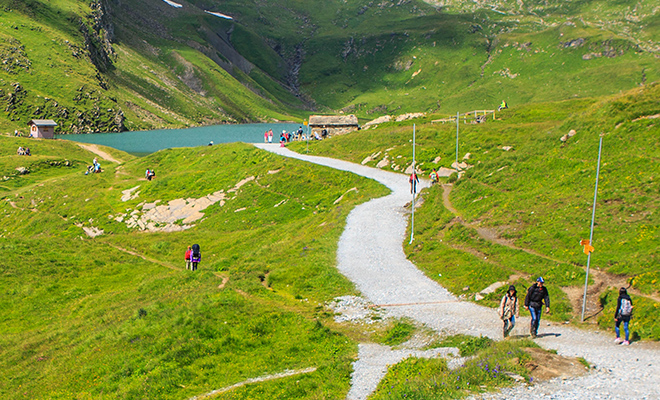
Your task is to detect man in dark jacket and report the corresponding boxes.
[524,277,550,338]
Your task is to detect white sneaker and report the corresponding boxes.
[622,341,630,346]
[614,338,623,344]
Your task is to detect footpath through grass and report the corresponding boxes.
[288,85,660,340]
[0,139,389,398]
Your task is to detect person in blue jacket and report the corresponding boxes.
[524,277,550,338]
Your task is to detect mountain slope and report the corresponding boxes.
[0,0,658,133]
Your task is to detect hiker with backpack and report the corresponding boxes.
[191,244,201,271]
[499,285,520,338]
[524,277,550,338]
[614,287,634,345]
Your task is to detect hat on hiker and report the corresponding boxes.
[508,285,516,292]
[619,287,627,295]
[537,277,545,283]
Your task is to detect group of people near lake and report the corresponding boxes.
[85,157,102,175]
[17,146,31,156]
[498,277,634,344]
[264,127,329,145]
[184,244,202,271]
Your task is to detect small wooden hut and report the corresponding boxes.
[28,120,58,139]
[309,115,359,137]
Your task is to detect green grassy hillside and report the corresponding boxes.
[1,0,659,133]
[290,84,659,339]
[0,138,389,398]
[0,0,305,134]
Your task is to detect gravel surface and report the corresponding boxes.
[255,144,660,400]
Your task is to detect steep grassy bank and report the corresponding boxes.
[288,85,659,339]
[0,139,389,398]
[0,0,304,134]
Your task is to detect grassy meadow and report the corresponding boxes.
[0,138,391,398]
[289,84,660,339]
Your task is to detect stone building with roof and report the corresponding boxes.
[28,120,58,139]
[308,115,359,137]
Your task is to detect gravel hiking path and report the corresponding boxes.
[255,144,659,400]
[76,143,121,164]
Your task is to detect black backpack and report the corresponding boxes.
[192,244,201,258]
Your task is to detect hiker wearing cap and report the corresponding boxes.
[524,277,550,338]
[614,287,634,345]
[499,285,519,338]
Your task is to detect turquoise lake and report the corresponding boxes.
[56,123,303,155]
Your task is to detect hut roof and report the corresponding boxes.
[28,119,58,127]
[309,115,358,126]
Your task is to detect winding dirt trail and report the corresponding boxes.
[76,143,122,164]
[255,143,660,400]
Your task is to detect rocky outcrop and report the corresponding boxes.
[80,0,116,73]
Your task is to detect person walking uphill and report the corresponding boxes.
[614,287,634,345]
[524,277,550,338]
[499,285,520,338]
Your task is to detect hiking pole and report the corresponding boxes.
[581,135,604,322]
[410,124,416,244]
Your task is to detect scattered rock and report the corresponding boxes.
[432,156,442,164]
[362,151,382,165]
[480,281,507,295]
[500,146,513,151]
[462,153,471,160]
[121,186,141,202]
[560,134,569,142]
[451,161,469,170]
[395,112,426,122]
[475,293,485,301]
[568,129,577,137]
[376,156,390,168]
[560,38,585,48]
[363,116,391,128]
[15,167,29,175]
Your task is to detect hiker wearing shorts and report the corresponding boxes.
[614,287,633,345]
[499,285,519,338]
[524,277,550,338]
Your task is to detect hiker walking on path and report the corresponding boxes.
[185,246,192,270]
[191,244,201,271]
[499,285,519,338]
[614,287,634,345]
[409,171,419,194]
[524,277,550,338]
